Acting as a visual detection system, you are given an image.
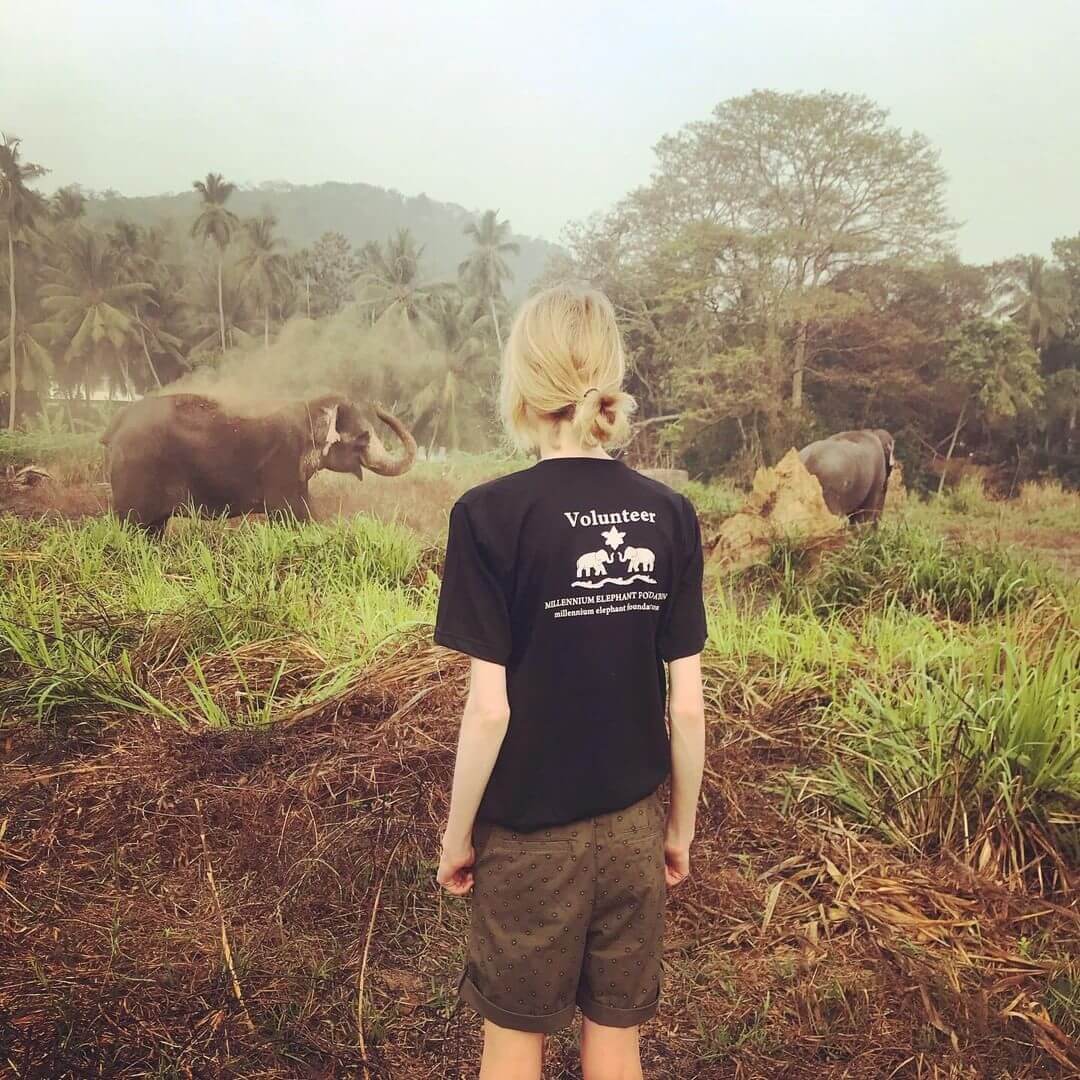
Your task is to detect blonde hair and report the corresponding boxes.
[499,283,636,452]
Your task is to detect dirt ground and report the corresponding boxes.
[2,638,1077,1078]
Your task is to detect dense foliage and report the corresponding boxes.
[0,140,519,453]
[3,89,1080,483]
[549,91,1079,486]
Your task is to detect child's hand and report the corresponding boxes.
[437,839,476,896]
[664,835,690,888]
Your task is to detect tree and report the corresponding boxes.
[459,209,519,350]
[0,252,53,409]
[409,291,489,451]
[993,254,1071,351]
[355,228,446,330]
[1050,234,1080,339]
[191,172,239,354]
[39,228,152,398]
[571,91,955,410]
[50,185,87,224]
[108,220,185,387]
[0,133,49,429]
[1044,368,1080,457]
[307,231,360,316]
[236,211,289,353]
[182,261,256,357]
[935,318,1043,494]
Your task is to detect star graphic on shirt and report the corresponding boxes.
[601,525,626,549]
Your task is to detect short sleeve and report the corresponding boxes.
[434,500,513,664]
[657,499,707,662]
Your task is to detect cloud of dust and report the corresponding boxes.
[168,306,440,415]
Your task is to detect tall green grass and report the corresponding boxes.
[765,525,1062,621]
[683,478,744,517]
[710,526,1077,881]
[0,514,436,726]
[799,633,1079,880]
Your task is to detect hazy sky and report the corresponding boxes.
[5,1,1078,263]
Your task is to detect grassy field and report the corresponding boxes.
[1,459,1078,1078]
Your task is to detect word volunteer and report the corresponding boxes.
[563,509,658,528]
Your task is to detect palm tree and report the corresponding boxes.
[355,228,446,331]
[50,185,87,224]
[1,133,49,429]
[182,261,256,357]
[191,172,239,353]
[39,228,152,398]
[109,219,182,387]
[0,260,54,407]
[458,210,519,350]
[290,247,315,319]
[408,291,488,452]
[993,255,1071,351]
[236,211,289,353]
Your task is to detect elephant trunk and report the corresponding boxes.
[362,407,418,477]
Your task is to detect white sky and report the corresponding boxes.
[4,0,1078,262]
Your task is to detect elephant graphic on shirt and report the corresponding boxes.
[620,546,655,573]
[576,549,613,578]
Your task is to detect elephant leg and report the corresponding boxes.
[266,488,312,525]
[853,486,886,527]
[142,516,170,539]
[115,504,169,538]
[269,503,310,525]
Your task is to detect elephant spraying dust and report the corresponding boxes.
[102,393,416,533]
[798,429,895,525]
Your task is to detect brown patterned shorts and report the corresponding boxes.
[460,791,666,1034]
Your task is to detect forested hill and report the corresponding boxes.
[82,181,561,297]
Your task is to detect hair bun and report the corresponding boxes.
[571,386,636,449]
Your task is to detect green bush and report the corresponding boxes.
[939,476,996,517]
[683,478,744,517]
[799,634,1080,880]
[790,525,1058,621]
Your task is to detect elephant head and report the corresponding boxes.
[309,397,417,479]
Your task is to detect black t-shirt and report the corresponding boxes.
[434,457,707,832]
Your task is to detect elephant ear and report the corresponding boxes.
[318,405,342,456]
[874,429,895,469]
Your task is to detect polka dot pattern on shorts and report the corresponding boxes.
[464,793,666,1023]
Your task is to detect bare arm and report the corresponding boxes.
[665,653,706,887]
[437,658,511,895]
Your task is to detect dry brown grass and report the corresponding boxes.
[2,635,1076,1078]
[310,458,517,538]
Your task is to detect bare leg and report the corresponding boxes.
[581,1019,643,1080]
[479,1021,544,1080]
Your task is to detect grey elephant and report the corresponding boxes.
[798,428,895,525]
[102,393,416,533]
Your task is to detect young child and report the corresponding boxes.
[434,283,707,1080]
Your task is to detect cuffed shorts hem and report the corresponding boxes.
[460,975,577,1034]
[577,990,660,1029]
